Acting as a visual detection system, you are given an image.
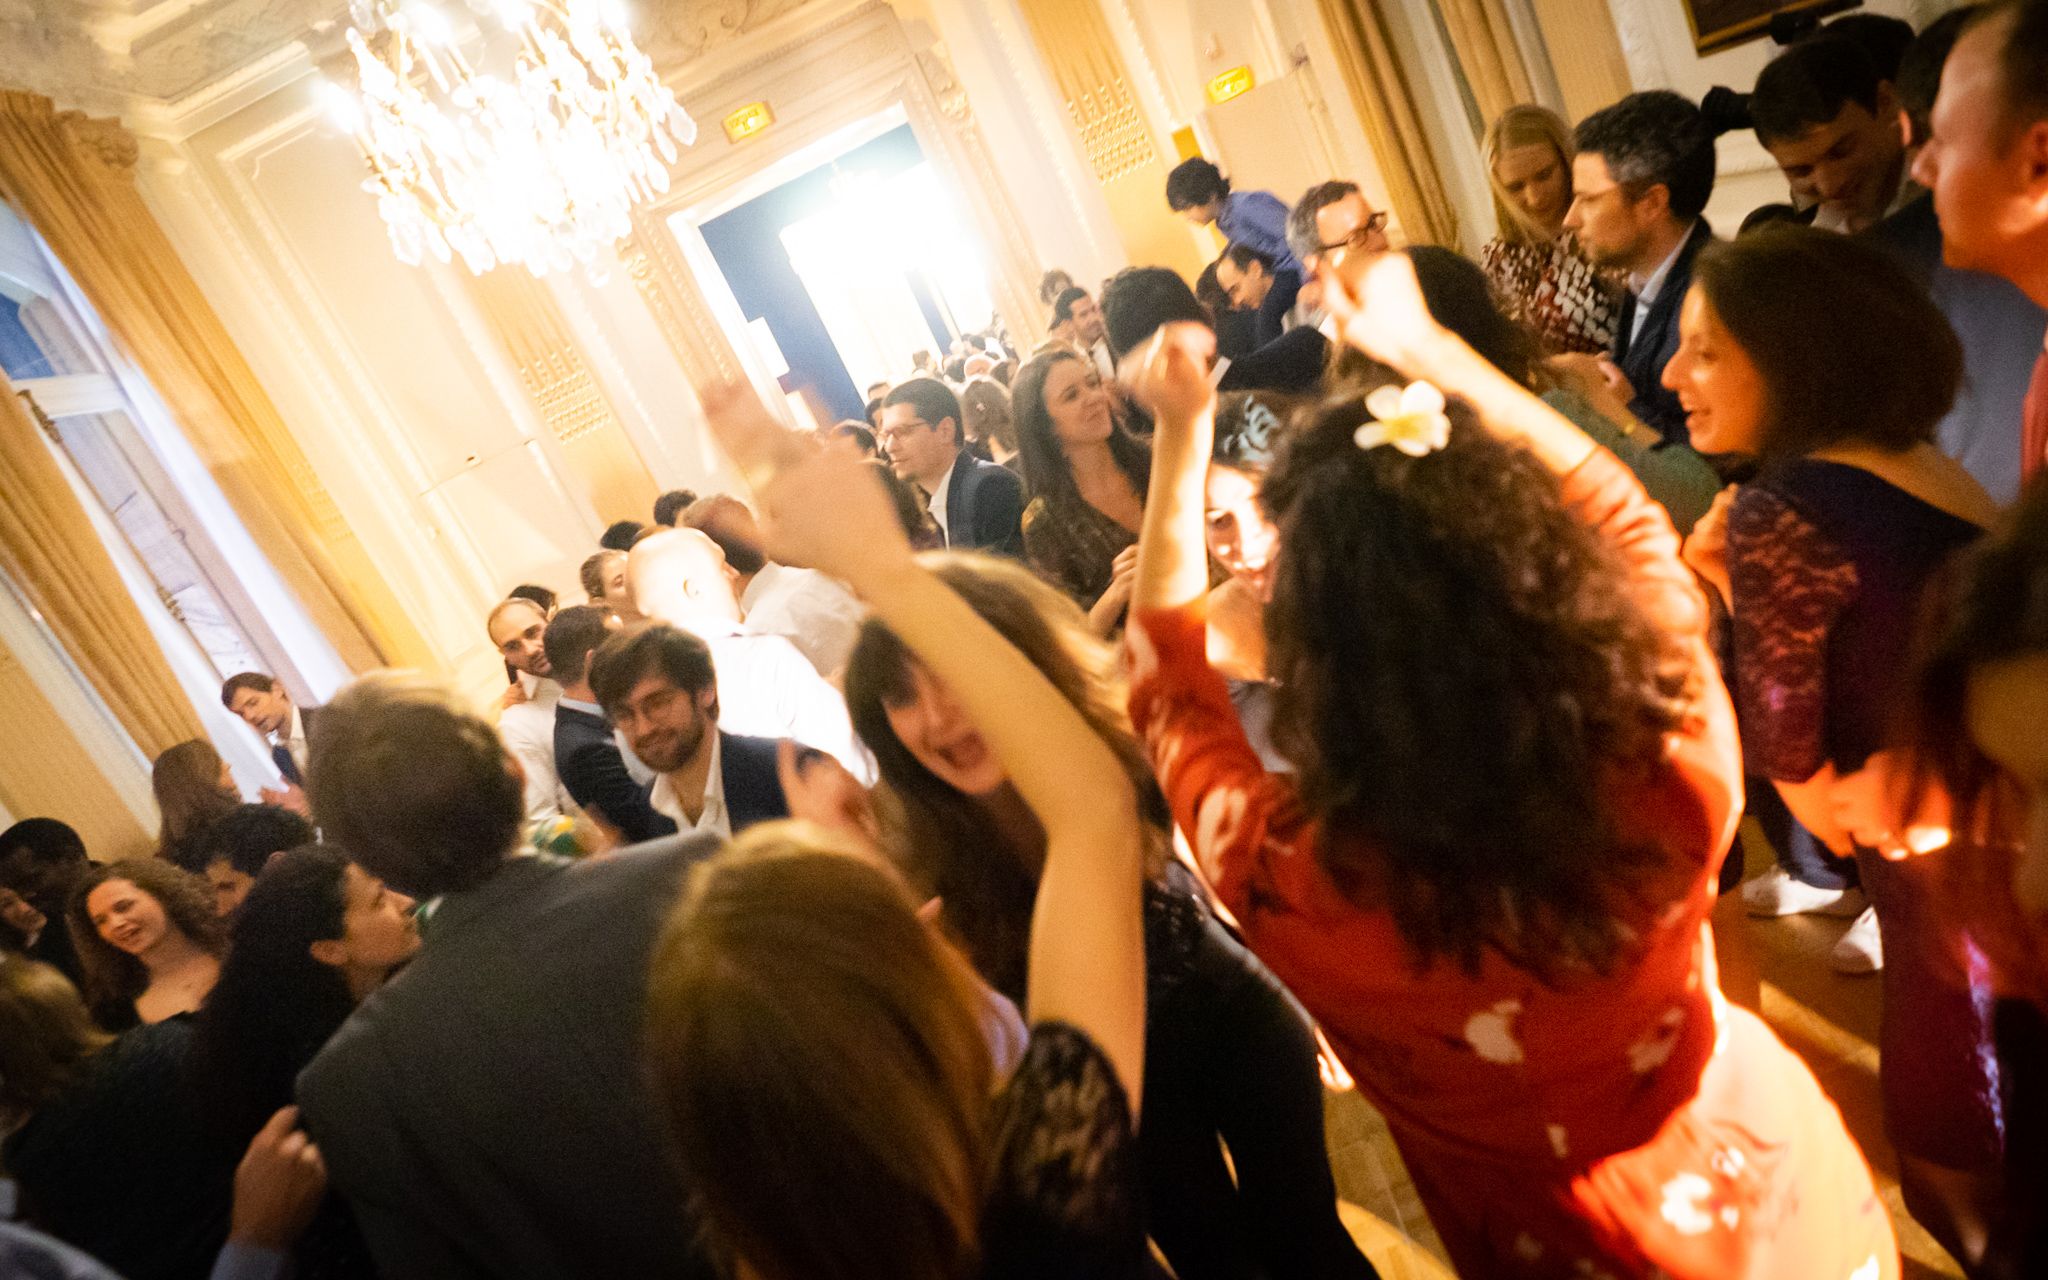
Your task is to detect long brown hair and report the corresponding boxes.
[0,953,113,1123]
[844,553,1169,1000]
[645,824,994,1280]
[1009,348,1151,513]
[64,858,225,1015]
[151,739,239,854]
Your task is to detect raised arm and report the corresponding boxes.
[698,385,1147,1111]
[1322,251,1598,476]
[1128,323,1220,617]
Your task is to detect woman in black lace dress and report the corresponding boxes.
[642,387,1151,1280]
[1666,225,2020,1272]
[846,555,1376,1280]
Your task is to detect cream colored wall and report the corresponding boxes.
[133,61,678,702]
[1600,0,1953,229]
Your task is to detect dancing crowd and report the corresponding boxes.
[3,1,2048,1277]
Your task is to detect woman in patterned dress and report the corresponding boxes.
[1011,347,1152,635]
[1118,253,1895,1279]
[1482,104,1624,356]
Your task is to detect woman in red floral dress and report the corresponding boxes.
[1118,253,1895,1280]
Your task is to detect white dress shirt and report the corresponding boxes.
[1628,221,1697,347]
[690,620,876,784]
[647,734,728,837]
[740,563,866,678]
[498,678,569,826]
[281,705,310,779]
[925,459,958,546]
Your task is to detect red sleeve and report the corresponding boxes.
[1725,486,1858,783]
[1125,604,1307,919]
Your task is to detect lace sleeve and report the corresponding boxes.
[981,1022,1145,1280]
[1726,485,1860,782]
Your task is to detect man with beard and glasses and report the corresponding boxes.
[586,624,802,839]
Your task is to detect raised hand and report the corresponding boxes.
[1317,248,1445,376]
[697,382,913,590]
[229,1106,328,1251]
[775,740,881,850]
[1120,321,1217,432]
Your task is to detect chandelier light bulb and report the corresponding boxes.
[336,0,695,279]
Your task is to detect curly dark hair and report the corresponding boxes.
[1259,388,1695,979]
[191,843,355,1146]
[65,858,226,1017]
[844,553,1170,1000]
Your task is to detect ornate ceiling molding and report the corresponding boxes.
[1,0,826,125]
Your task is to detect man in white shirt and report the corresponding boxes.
[681,493,865,678]
[1752,38,1920,234]
[1052,286,1116,381]
[586,623,797,838]
[488,597,570,826]
[627,528,874,783]
[221,672,318,793]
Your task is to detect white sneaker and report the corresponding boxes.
[1830,907,1883,975]
[1741,865,1867,918]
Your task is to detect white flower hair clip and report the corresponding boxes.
[1353,381,1451,457]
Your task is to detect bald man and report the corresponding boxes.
[488,597,572,826]
[627,530,872,782]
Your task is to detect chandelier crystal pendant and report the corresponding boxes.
[329,0,697,278]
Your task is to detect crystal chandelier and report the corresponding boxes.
[329,0,697,278]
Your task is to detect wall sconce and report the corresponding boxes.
[723,101,776,143]
[1205,66,1254,105]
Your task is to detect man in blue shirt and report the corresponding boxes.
[1166,157,1301,274]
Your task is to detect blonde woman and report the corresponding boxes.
[1480,104,1624,355]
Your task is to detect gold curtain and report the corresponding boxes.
[0,90,427,673]
[1312,0,1461,247]
[1435,0,1538,124]
[0,373,205,758]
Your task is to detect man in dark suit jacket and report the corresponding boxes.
[879,377,1025,556]
[545,606,673,844]
[295,674,715,1280]
[1100,264,1328,398]
[1569,91,1721,445]
[588,623,797,839]
[221,671,319,787]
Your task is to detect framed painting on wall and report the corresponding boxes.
[1683,0,1858,53]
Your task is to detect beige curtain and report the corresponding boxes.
[1436,0,1539,124]
[0,373,205,758]
[0,91,427,674]
[1313,0,1461,247]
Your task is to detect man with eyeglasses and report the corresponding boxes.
[1565,90,1719,446]
[878,377,1026,557]
[1285,181,1392,274]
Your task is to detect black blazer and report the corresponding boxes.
[297,841,720,1280]
[1614,220,1714,446]
[943,453,1027,558]
[553,704,672,845]
[719,733,791,833]
[1220,326,1329,396]
[272,705,320,787]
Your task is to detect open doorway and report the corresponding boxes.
[681,118,998,425]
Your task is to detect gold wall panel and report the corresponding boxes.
[464,268,661,527]
[1015,0,1207,282]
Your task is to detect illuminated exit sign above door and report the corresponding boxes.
[723,102,776,143]
[1206,66,1254,105]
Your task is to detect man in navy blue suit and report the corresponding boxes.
[222,671,319,788]
[1567,91,1719,446]
[878,377,1026,556]
[587,622,797,839]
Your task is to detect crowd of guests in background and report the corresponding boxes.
[3,0,2048,1277]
